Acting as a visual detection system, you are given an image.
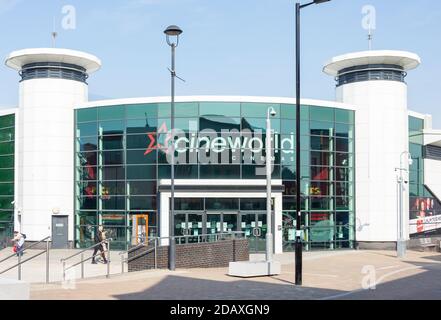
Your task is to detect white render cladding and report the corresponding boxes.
[5,48,101,241]
[324,50,421,243]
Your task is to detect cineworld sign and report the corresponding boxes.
[145,124,295,167]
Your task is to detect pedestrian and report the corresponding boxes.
[12,231,25,257]
[91,226,108,264]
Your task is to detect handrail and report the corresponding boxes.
[0,236,51,264]
[0,250,46,275]
[62,239,112,281]
[60,239,110,263]
[0,236,51,283]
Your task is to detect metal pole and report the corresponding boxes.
[81,253,84,279]
[106,241,110,278]
[154,238,158,269]
[169,43,177,271]
[62,261,66,282]
[18,255,21,281]
[295,2,303,286]
[46,239,50,283]
[121,254,124,274]
[266,111,273,262]
[397,153,407,258]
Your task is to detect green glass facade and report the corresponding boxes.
[0,114,15,247]
[75,102,355,250]
[408,116,441,236]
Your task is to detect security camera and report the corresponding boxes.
[269,107,277,117]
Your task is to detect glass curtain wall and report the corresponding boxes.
[0,114,15,248]
[75,102,355,250]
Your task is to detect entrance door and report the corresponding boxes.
[174,213,203,244]
[52,216,69,249]
[131,214,149,245]
[240,213,269,253]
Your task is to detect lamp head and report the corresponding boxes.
[164,25,183,36]
[164,25,183,47]
[314,0,331,4]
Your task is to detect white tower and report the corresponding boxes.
[5,48,101,243]
[324,51,421,248]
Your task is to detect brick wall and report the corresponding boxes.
[128,239,249,272]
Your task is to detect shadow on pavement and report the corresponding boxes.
[112,274,346,300]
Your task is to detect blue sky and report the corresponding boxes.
[0,0,440,126]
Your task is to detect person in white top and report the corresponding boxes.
[12,231,25,257]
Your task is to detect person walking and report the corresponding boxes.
[12,231,25,257]
[91,226,108,264]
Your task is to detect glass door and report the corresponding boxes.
[187,213,203,243]
[206,213,221,242]
[222,213,238,233]
[175,212,203,244]
[131,214,149,245]
[240,212,269,253]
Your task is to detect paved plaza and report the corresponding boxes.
[15,249,441,300]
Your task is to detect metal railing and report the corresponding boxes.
[171,231,246,244]
[60,239,111,281]
[119,238,158,274]
[0,236,51,283]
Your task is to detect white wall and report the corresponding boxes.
[17,78,88,241]
[337,80,409,242]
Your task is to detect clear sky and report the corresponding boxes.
[0,0,440,126]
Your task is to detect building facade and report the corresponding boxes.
[0,47,439,252]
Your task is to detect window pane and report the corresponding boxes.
[200,165,240,179]
[174,198,203,211]
[102,135,123,151]
[175,103,199,117]
[78,152,97,166]
[310,197,332,210]
[310,121,333,136]
[102,151,124,165]
[311,166,330,181]
[130,196,156,210]
[102,166,125,180]
[126,104,158,119]
[0,143,14,154]
[102,196,126,210]
[126,118,157,134]
[336,123,353,139]
[98,105,125,120]
[128,181,157,195]
[0,115,15,128]
[240,198,267,211]
[242,118,280,133]
[127,165,157,180]
[127,149,156,165]
[99,120,124,135]
[77,108,97,123]
[0,169,14,181]
[281,104,296,120]
[200,116,241,131]
[335,109,354,124]
[242,103,281,118]
[311,136,331,151]
[77,122,97,137]
[78,136,98,152]
[310,152,330,166]
[206,198,239,211]
[200,102,240,117]
[310,106,334,122]
[101,181,126,195]
[0,156,14,169]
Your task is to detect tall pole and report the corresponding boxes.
[169,43,176,271]
[295,2,303,286]
[266,110,273,262]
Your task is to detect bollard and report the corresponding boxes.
[81,253,84,279]
[46,240,50,284]
[62,261,66,282]
[121,254,124,274]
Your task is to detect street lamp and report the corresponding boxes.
[295,0,331,286]
[395,151,413,258]
[266,107,277,263]
[164,24,183,271]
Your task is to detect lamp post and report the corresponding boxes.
[395,151,413,258]
[295,0,331,286]
[164,25,183,271]
[266,107,277,263]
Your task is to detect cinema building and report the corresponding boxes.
[0,47,440,253]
